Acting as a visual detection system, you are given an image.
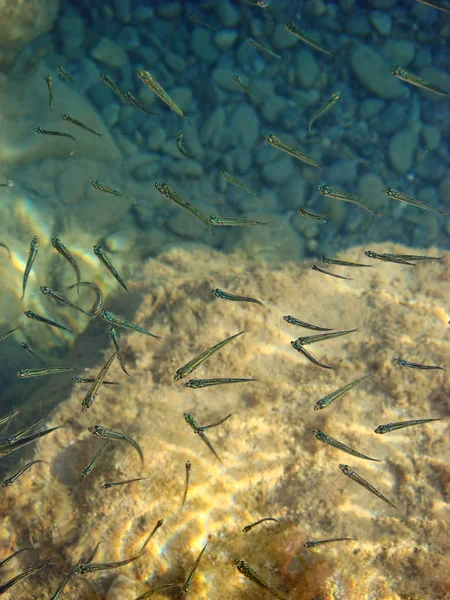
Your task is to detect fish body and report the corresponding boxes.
[102,477,147,489]
[68,280,104,317]
[295,328,359,346]
[93,245,130,294]
[318,185,377,215]
[16,367,75,378]
[91,180,139,206]
[107,325,131,376]
[0,242,11,258]
[233,75,262,104]
[0,562,54,594]
[21,342,47,367]
[1,415,47,448]
[184,412,221,461]
[297,207,327,221]
[312,429,381,461]
[390,66,450,97]
[100,73,129,104]
[321,257,373,268]
[21,235,39,299]
[123,90,159,115]
[0,322,22,342]
[246,37,281,59]
[221,170,260,197]
[174,330,245,380]
[311,264,353,280]
[176,131,194,157]
[24,310,72,333]
[155,182,212,230]
[81,440,110,478]
[178,539,209,598]
[290,340,333,369]
[89,424,144,464]
[44,74,53,111]
[339,463,396,509]
[415,0,450,12]
[283,315,333,331]
[101,310,161,341]
[180,460,191,511]
[185,377,255,388]
[374,418,441,434]
[308,91,340,132]
[73,376,118,385]
[364,251,416,266]
[2,459,46,487]
[243,517,280,532]
[0,547,34,568]
[314,372,376,410]
[56,65,75,86]
[81,353,116,412]
[187,10,216,31]
[0,410,19,437]
[382,187,444,215]
[40,285,92,317]
[194,413,232,433]
[393,357,444,371]
[209,215,270,226]
[265,134,324,169]
[34,127,77,144]
[212,288,264,306]
[383,253,443,262]
[137,68,191,124]
[51,237,81,292]
[0,426,63,458]
[305,537,354,548]
[284,20,333,56]
[61,113,102,137]
[234,559,288,600]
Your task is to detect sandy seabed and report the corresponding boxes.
[1,243,449,600]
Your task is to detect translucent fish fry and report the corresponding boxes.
[89,424,144,464]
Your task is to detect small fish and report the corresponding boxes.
[194,413,232,434]
[209,215,270,226]
[0,426,63,459]
[294,328,359,346]
[212,288,264,306]
[374,418,441,434]
[51,237,81,293]
[155,182,212,230]
[44,74,53,112]
[187,10,216,31]
[174,330,245,381]
[106,325,131,377]
[297,207,327,221]
[339,463,396,509]
[383,253,443,262]
[134,583,181,600]
[101,310,161,341]
[290,340,333,369]
[102,477,147,489]
[317,185,377,215]
[234,559,288,600]
[314,372,376,410]
[56,65,76,86]
[382,187,444,215]
[91,180,139,206]
[180,460,191,511]
[49,544,101,599]
[40,285,92,317]
[245,37,281,59]
[123,90,159,115]
[233,75,262,104]
[81,353,116,412]
[89,424,144,464]
[364,250,416,266]
[68,280,104,317]
[1,415,47,448]
[73,376,117,386]
[389,66,450,98]
[178,538,209,598]
[93,245,130,294]
[242,0,271,6]
[16,367,75,379]
[415,0,450,13]
[34,126,77,144]
[2,459,47,487]
[321,257,373,268]
[100,73,129,104]
[310,264,353,280]
[265,134,324,169]
[312,429,381,462]
[81,440,111,478]
[0,562,54,594]
[305,537,354,548]
[21,343,47,367]
[176,131,194,157]
[285,20,333,57]
[221,170,260,197]
[0,410,19,438]
[184,377,255,388]
[0,242,11,259]
[283,315,333,332]
[243,517,280,532]
[184,412,221,462]
[0,322,22,342]
[24,310,72,333]
[0,547,34,568]
[62,113,102,138]
[137,68,191,124]
[393,357,445,371]
[308,92,340,132]
[21,235,39,299]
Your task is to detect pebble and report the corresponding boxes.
[377,102,409,135]
[214,30,238,51]
[135,46,159,67]
[156,2,181,19]
[212,68,239,92]
[345,16,371,37]
[261,95,288,124]
[116,27,140,51]
[327,160,357,185]
[59,16,85,58]
[113,0,131,24]
[357,173,387,213]
[368,0,396,7]
[215,0,240,28]
[382,40,415,67]
[201,107,226,148]
[350,43,405,99]
[262,155,295,185]
[421,125,440,152]
[164,53,186,73]
[272,23,298,50]
[230,105,259,148]
[147,126,167,152]
[90,38,129,68]
[295,49,319,90]
[415,155,446,184]
[165,158,204,178]
[104,226,137,253]
[191,29,219,65]
[101,104,120,127]
[369,11,392,36]
[388,129,419,174]
[133,7,155,22]
[358,98,384,120]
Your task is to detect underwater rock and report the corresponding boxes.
[350,43,406,100]
[388,129,419,175]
